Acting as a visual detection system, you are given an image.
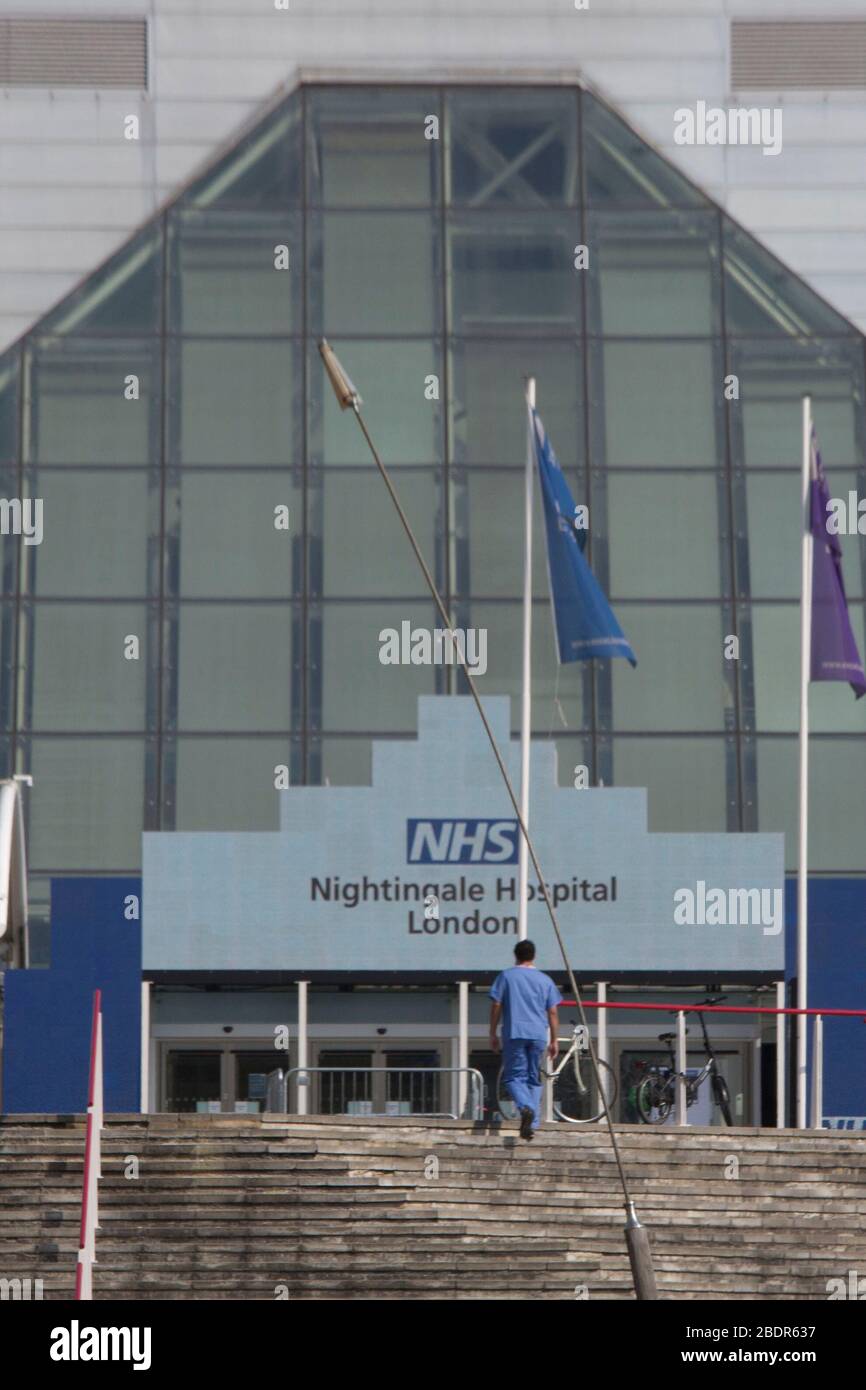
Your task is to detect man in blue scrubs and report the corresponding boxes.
[489,940,562,1140]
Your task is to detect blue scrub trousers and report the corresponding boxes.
[502,1038,546,1129]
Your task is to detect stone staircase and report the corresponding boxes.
[2,1113,866,1300]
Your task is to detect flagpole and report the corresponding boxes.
[518,377,536,941]
[797,394,813,1128]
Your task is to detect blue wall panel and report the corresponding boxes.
[786,877,866,1121]
[2,877,142,1114]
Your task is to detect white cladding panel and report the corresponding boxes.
[0,0,865,345]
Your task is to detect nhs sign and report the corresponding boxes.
[407,818,519,865]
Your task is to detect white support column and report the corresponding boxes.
[94,1008,103,1184]
[140,981,151,1114]
[751,1025,762,1128]
[676,1011,688,1126]
[775,981,786,1129]
[457,980,469,1118]
[797,395,813,1129]
[296,980,309,1117]
[810,1014,824,1130]
[597,982,608,1067]
[517,376,536,940]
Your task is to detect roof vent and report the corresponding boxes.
[731,19,866,90]
[0,16,147,88]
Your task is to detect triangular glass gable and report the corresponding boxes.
[2,82,859,356]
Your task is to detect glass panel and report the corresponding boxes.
[607,736,730,831]
[175,603,294,731]
[309,339,443,467]
[729,338,866,469]
[552,735,593,788]
[608,605,729,731]
[174,738,295,830]
[0,468,19,601]
[582,90,709,209]
[0,602,14,727]
[183,94,301,209]
[722,219,854,337]
[459,600,589,731]
[318,737,373,787]
[742,470,865,600]
[446,88,578,207]
[168,209,301,335]
[756,736,866,871]
[234,1052,280,1112]
[318,601,440,732]
[169,339,299,465]
[307,86,439,206]
[23,736,145,870]
[606,472,725,600]
[26,469,151,597]
[586,210,721,337]
[591,340,722,467]
[749,604,866,733]
[449,338,583,468]
[458,467,572,598]
[174,471,300,597]
[310,211,439,335]
[28,337,161,465]
[447,211,580,336]
[0,350,19,461]
[165,1051,222,1114]
[316,468,439,597]
[24,875,50,968]
[28,603,149,730]
[40,223,163,337]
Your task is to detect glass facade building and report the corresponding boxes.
[0,82,865,958]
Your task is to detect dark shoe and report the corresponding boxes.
[519,1107,534,1140]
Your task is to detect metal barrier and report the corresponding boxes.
[265,1068,287,1113]
[279,1066,485,1120]
[75,989,103,1300]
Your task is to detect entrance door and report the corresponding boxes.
[316,1049,374,1115]
[165,1050,222,1113]
[313,1044,443,1116]
[162,1045,289,1113]
[233,1051,281,1114]
[618,1045,747,1125]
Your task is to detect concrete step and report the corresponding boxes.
[2,1114,865,1300]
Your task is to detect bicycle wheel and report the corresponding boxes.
[495,1065,519,1122]
[711,1071,733,1126]
[636,1073,673,1125]
[553,1055,617,1124]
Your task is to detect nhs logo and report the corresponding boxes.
[407,818,519,865]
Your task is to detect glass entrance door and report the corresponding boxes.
[162,1045,290,1113]
[316,1049,374,1114]
[165,1049,222,1113]
[618,1045,746,1125]
[313,1045,443,1116]
[233,1051,281,1114]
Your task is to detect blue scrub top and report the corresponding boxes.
[490,966,562,1043]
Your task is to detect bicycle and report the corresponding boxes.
[496,1025,617,1124]
[635,995,733,1126]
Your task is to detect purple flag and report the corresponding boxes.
[809,431,866,698]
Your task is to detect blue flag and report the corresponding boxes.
[532,408,636,667]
